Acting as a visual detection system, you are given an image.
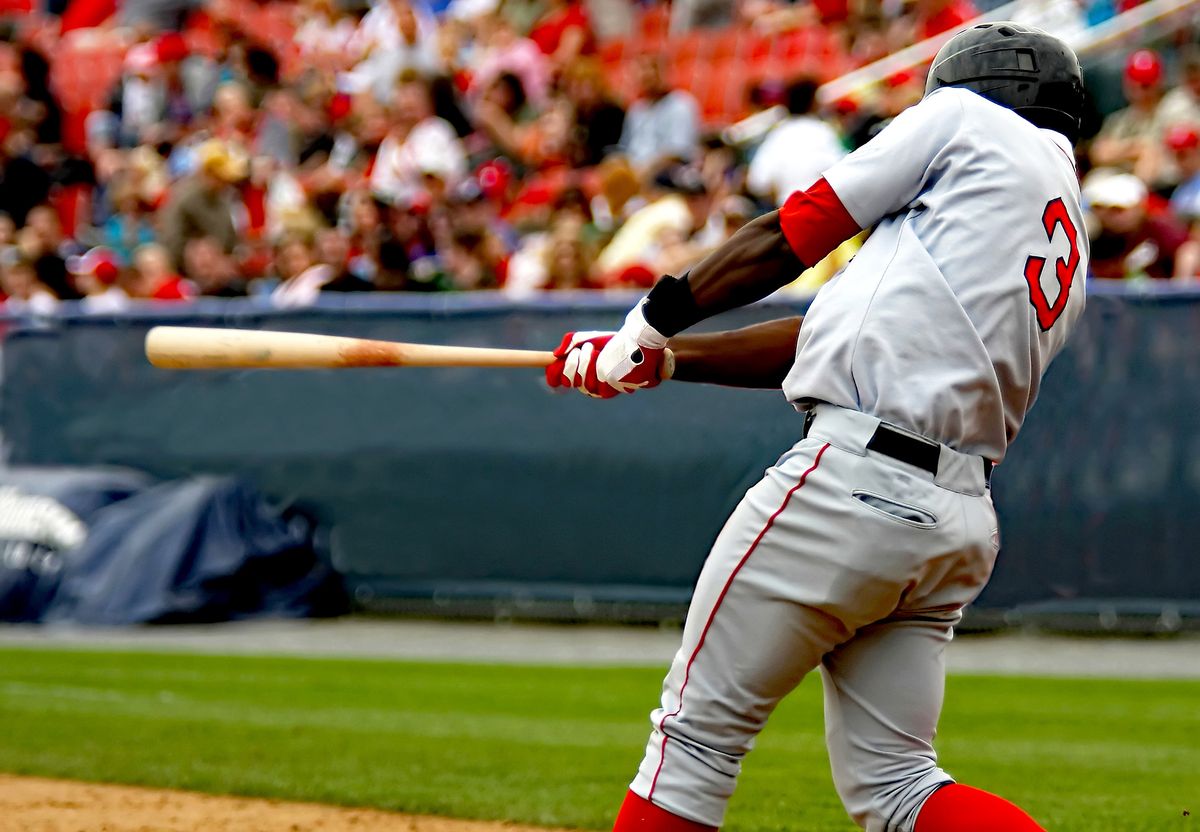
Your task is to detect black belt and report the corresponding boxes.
[802,411,993,484]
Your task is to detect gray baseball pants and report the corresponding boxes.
[629,404,999,832]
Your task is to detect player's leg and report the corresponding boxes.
[822,616,1045,832]
[618,441,894,831]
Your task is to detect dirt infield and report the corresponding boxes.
[0,775,567,832]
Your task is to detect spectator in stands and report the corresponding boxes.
[97,176,156,264]
[619,55,701,175]
[1091,50,1178,191]
[476,76,580,171]
[528,0,595,69]
[0,84,53,227]
[441,221,509,289]
[1085,171,1199,280]
[350,0,439,61]
[271,232,337,306]
[19,205,78,300]
[471,14,551,108]
[209,81,257,147]
[69,246,131,313]
[593,165,709,281]
[0,253,58,314]
[0,214,14,257]
[294,0,359,71]
[913,0,979,39]
[132,242,191,300]
[562,58,624,166]
[1161,48,1200,129]
[369,73,466,208]
[181,236,247,297]
[108,38,197,148]
[1166,124,1200,225]
[542,218,597,290]
[747,77,846,207]
[159,139,246,268]
[341,0,441,104]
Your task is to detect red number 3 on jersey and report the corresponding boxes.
[1023,197,1080,331]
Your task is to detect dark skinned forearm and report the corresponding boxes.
[643,211,806,337]
[667,317,803,389]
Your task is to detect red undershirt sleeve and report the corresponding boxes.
[778,177,862,268]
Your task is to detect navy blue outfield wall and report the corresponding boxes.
[2,285,1199,622]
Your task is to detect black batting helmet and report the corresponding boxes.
[924,22,1084,142]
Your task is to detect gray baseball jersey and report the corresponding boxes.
[627,89,1086,832]
[783,87,1088,462]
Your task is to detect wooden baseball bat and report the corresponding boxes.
[146,326,679,377]
[145,326,557,370]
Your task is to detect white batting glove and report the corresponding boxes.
[593,300,670,394]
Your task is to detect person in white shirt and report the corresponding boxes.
[1,255,59,315]
[369,75,467,208]
[619,56,701,174]
[747,78,847,207]
[339,0,442,103]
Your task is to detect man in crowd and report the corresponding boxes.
[1085,171,1198,280]
[620,56,701,175]
[747,77,847,206]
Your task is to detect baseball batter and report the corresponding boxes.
[546,24,1087,832]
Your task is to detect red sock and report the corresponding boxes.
[613,790,718,832]
[915,784,1046,832]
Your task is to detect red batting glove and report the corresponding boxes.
[545,331,620,399]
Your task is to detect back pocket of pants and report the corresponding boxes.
[851,490,938,529]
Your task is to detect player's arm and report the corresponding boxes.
[548,92,959,398]
[666,317,802,388]
[640,180,858,338]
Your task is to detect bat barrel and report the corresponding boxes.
[145,327,556,370]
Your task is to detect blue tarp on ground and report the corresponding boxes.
[0,467,347,624]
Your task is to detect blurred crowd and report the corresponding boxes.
[0,0,1199,314]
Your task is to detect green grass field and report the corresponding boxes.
[0,647,1196,831]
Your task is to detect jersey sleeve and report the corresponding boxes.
[821,89,965,229]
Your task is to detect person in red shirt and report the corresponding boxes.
[528,0,595,68]
[915,0,978,39]
[132,243,194,300]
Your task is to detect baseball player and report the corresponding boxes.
[546,23,1087,832]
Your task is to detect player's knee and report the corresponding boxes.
[832,763,950,832]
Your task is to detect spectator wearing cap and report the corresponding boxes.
[1091,50,1178,190]
[1166,125,1200,225]
[106,34,200,148]
[619,56,701,175]
[159,139,246,269]
[1085,171,1199,280]
[747,78,847,208]
[69,247,130,313]
[369,74,467,209]
[111,43,165,147]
